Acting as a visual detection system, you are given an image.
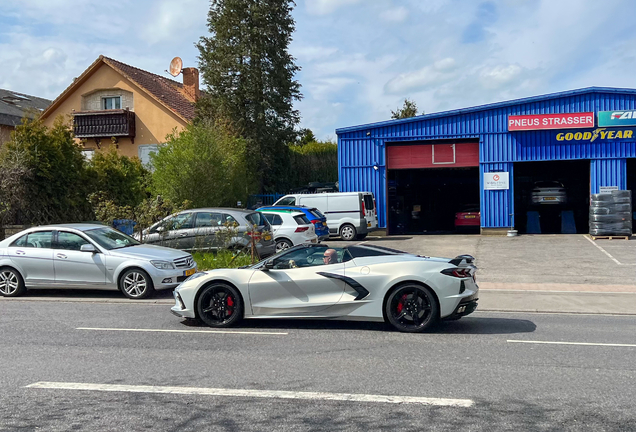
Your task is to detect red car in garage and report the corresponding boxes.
[455,207,481,232]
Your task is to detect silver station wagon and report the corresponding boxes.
[0,224,197,299]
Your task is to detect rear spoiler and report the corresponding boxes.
[449,254,475,266]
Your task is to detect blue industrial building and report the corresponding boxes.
[336,87,636,235]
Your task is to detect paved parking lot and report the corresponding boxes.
[342,234,636,288]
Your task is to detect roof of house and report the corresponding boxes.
[336,86,636,134]
[41,55,196,123]
[0,89,51,127]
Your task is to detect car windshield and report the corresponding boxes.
[84,227,141,250]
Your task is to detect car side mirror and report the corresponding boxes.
[80,244,97,253]
[261,261,275,271]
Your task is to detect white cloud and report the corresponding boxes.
[384,58,458,94]
[380,6,409,22]
[305,0,362,15]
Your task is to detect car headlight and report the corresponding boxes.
[150,260,175,270]
[184,272,206,283]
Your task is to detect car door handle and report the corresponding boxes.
[56,253,67,259]
[179,233,188,237]
[15,250,26,255]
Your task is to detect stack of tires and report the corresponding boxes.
[589,190,633,236]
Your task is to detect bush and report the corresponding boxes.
[192,250,253,270]
[87,147,150,208]
[288,140,337,188]
[151,121,253,208]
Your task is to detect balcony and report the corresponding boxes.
[73,109,136,141]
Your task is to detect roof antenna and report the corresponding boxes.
[166,57,183,77]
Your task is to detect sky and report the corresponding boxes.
[2,0,636,141]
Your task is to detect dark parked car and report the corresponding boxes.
[137,208,276,257]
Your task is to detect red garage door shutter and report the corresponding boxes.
[387,142,479,169]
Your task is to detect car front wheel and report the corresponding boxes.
[120,269,155,299]
[385,284,439,333]
[0,267,26,297]
[196,283,243,328]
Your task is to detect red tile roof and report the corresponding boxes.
[103,57,196,121]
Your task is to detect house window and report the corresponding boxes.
[138,144,159,168]
[102,96,122,110]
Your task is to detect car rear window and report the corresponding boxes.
[245,212,268,227]
[309,208,324,218]
[363,194,375,210]
[293,215,311,225]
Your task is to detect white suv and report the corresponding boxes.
[260,211,318,252]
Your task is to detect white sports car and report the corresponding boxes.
[171,243,478,333]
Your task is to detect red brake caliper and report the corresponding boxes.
[227,296,234,316]
[396,294,408,313]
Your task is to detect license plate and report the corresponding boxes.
[263,234,272,241]
[184,268,196,277]
[464,215,476,219]
[544,197,556,201]
[367,222,371,227]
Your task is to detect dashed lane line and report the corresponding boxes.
[76,327,288,335]
[25,382,474,407]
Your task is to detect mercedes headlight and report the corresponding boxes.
[151,260,175,270]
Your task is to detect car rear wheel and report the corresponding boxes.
[120,269,155,299]
[385,284,438,333]
[196,283,243,328]
[0,267,26,297]
[339,224,357,241]
[275,238,293,252]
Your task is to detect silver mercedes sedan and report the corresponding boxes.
[0,224,197,299]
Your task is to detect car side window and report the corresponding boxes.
[195,212,223,227]
[223,214,239,226]
[56,232,91,251]
[10,234,28,247]
[22,231,53,248]
[277,197,295,206]
[165,213,194,230]
[264,214,283,226]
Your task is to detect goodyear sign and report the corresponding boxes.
[556,128,634,142]
[598,110,636,127]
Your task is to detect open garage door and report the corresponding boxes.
[514,160,590,234]
[386,141,480,235]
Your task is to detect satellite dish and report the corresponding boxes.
[168,57,183,77]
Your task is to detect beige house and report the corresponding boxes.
[41,55,199,164]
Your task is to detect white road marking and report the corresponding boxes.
[76,327,287,335]
[25,382,474,407]
[508,340,636,348]
[584,235,622,265]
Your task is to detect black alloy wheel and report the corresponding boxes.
[385,284,439,333]
[196,283,243,328]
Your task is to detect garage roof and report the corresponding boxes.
[336,87,636,134]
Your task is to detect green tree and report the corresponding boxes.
[288,140,338,187]
[391,98,420,119]
[87,147,150,208]
[296,128,317,146]
[2,116,92,224]
[196,0,302,193]
[151,121,250,208]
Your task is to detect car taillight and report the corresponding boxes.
[311,220,319,224]
[361,200,366,217]
[295,226,309,232]
[441,268,471,278]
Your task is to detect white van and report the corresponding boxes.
[273,192,378,240]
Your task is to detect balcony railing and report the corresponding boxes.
[73,109,136,140]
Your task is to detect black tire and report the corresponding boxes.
[385,284,439,333]
[339,224,357,241]
[0,267,26,297]
[196,283,243,328]
[356,233,368,240]
[119,268,155,299]
[275,238,293,252]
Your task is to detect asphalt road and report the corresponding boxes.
[1,301,636,431]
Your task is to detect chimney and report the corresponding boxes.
[182,67,200,102]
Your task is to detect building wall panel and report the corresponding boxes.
[590,159,627,194]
